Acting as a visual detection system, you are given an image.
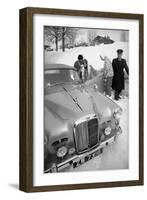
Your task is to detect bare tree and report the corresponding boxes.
[44,26,79,52]
[120,31,128,42]
[61,27,66,52]
[44,26,61,51]
[87,29,97,45]
[66,29,77,45]
[61,27,79,52]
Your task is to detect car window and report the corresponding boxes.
[44,69,80,87]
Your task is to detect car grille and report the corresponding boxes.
[74,115,99,153]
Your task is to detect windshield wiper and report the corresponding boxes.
[45,82,65,88]
[45,80,81,89]
[62,86,83,112]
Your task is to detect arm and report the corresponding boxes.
[103,60,108,77]
[84,59,88,68]
[112,59,115,72]
[124,60,129,75]
[74,61,78,71]
[100,55,105,61]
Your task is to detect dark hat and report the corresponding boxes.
[78,54,83,60]
[117,49,123,53]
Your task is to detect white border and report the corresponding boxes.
[33,14,139,186]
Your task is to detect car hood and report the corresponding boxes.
[44,84,120,122]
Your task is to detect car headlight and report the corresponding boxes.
[56,146,68,158]
[113,108,122,120]
[104,127,112,135]
[68,147,75,155]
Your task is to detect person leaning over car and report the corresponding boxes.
[100,55,114,97]
[83,58,88,81]
[74,54,88,81]
[112,49,129,101]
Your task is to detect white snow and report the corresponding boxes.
[45,42,129,71]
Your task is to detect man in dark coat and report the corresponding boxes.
[112,49,129,100]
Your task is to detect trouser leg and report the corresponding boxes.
[114,89,122,100]
[103,77,107,95]
[79,71,82,80]
[84,69,88,81]
[106,77,112,96]
[118,90,122,97]
[114,90,119,100]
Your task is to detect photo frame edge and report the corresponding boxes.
[139,14,144,186]
[19,7,33,192]
[19,7,144,192]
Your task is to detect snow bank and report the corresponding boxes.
[45,42,129,71]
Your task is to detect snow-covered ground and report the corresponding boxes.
[45,42,129,71]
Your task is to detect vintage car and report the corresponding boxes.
[44,64,122,173]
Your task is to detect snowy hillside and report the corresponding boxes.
[45,42,129,71]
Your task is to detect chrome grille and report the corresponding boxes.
[74,115,99,153]
[88,118,98,147]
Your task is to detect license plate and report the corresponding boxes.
[73,150,100,168]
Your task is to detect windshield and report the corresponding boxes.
[44,69,80,87]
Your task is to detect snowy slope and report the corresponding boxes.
[45,42,129,71]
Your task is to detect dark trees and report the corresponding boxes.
[44,26,61,51]
[44,26,78,52]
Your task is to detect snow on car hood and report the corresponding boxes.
[45,84,95,120]
[44,83,119,121]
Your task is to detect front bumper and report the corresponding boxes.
[45,128,122,173]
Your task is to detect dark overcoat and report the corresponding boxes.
[112,58,129,91]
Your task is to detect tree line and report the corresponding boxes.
[44,26,78,52]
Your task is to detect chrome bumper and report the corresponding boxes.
[45,133,119,173]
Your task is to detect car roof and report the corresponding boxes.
[44,64,75,70]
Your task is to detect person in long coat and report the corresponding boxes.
[100,55,114,97]
[112,49,129,100]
